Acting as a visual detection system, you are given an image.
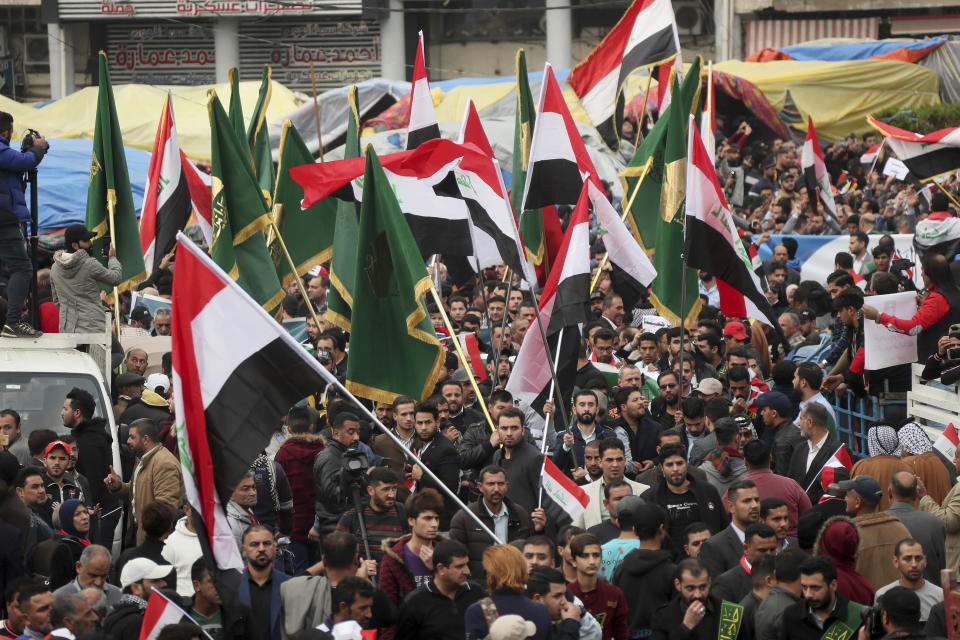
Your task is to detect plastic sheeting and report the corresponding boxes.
[748,37,946,63]
[713,59,941,142]
[918,39,960,104]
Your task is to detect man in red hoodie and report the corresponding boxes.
[275,407,324,573]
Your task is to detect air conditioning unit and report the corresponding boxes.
[22,34,49,66]
[674,0,706,36]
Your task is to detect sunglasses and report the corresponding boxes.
[659,382,678,390]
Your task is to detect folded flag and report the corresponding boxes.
[811,444,853,494]
[407,31,440,150]
[140,589,196,640]
[541,457,590,522]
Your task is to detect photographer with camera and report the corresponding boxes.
[919,326,960,386]
[311,412,363,540]
[336,467,406,566]
[857,587,929,640]
[50,224,122,333]
[0,112,47,337]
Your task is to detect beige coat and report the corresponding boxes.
[853,511,912,590]
[920,482,960,573]
[111,444,184,545]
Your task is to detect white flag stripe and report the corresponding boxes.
[587,182,656,287]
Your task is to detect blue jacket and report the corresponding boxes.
[238,567,291,640]
[551,422,617,479]
[0,135,44,224]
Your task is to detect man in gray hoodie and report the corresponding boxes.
[50,224,122,333]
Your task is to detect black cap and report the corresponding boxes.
[755,391,792,417]
[590,291,605,301]
[833,475,882,503]
[131,306,152,323]
[64,224,96,249]
[798,308,817,323]
[116,372,145,388]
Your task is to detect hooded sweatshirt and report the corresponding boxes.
[50,248,122,333]
[610,548,676,632]
[814,516,875,606]
[162,517,202,597]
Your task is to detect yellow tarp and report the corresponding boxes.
[1,80,302,163]
[713,59,940,141]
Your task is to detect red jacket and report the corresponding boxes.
[568,579,629,640]
[379,534,442,640]
[275,434,325,542]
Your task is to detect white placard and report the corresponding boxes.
[883,157,910,181]
[642,314,673,333]
[864,291,918,369]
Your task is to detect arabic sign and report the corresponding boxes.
[58,0,361,20]
[105,23,216,85]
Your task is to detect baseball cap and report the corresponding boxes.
[798,308,817,324]
[64,224,96,248]
[723,321,748,341]
[120,557,170,588]
[755,391,792,417]
[696,378,723,396]
[131,306,152,324]
[616,495,645,521]
[44,440,70,457]
[832,475,882,503]
[145,373,170,395]
[488,614,537,640]
[115,372,145,388]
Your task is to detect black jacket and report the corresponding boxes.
[449,498,532,579]
[611,548,676,632]
[652,593,723,640]
[642,475,728,546]
[552,423,617,479]
[117,399,170,427]
[185,598,255,640]
[762,419,804,476]
[491,440,543,512]
[313,439,350,535]
[711,563,751,603]
[413,434,461,530]
[779,593,863,640]
[610,415,662,464]
[699,525,743,578]
[787,434,841,504]
[73,418,117,509]
[395,579,487,640]
[102,600,144,640]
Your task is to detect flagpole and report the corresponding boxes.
[329,373,503,544]
[268,208,323,332]
[475,263,494,330]
[106,200,122,337]
[428,284,498,433]
[590,157,654,293]
[931,178,960,212]
[309,62,324,161]
[524,285,568,433]
[634,70,654,147]
[537,325,564,509]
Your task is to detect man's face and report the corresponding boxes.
[675,570,711,608]
[194,571,222,607]
[119,383,142,400]
[410,511,440,540]
[334,419,360,448]
[583,446,601,478]
[231,477,257,508]
[809,215,825,233]
[395,402,415,432]
[0,415,20,443]
[759,406,776,428]
[778,316,797,338]
[668,336,683,356]
[662,455,688,487]
[770,269,787,286]
[17,473,46,508]
[604,484,633,520]
[442,384,463,414]
[764,506,790,541]
[619,367,642,390]
[730,488,761,526]
[153,314,171,336]
[450,301,466,322]
[508,290,523,312]
[684,414,705,437]
[489,400,513,424]
[61,399,82,429]
[780,176,795,192]
[124,349,148,376]
[242,529,277,569]
[497,417,524,448]
[77,554,110,589]
[519,305,536,323]
[658,376,679,404]
[573,544,602,578]
[696,338,716,362]
[24,593,54,633]
[437,555,471,588]
[638,339,659,365]
[343,595,374,627]
[674,361,694,389]
[575,394,597,425]
[603,298,625,325]
[487,301,505,322]
[374,402,395,427]
[42,447,67,482]
[849,235,865,256]
[593,338,615,363]
[127,427,149,458]
[523,544,553,571]
[600,447,626,481]
[772,245,788,263]
[307,277,326,302]
[478,472,507,508]
[435,401,450,428]
[621,390,645,421]
[368,481,397,511]
[744,535,778,563]
[894,543,926,583]
[305,318,320,341]
[685,530,711,558]
[801,573,835,611]
[414,412,438,441]
[728,378,750,401]
[538,583,568,621]
[874,252,890,272]
[65,595,97,634]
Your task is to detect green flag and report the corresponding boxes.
[326,85,361,332]
[271,120,337,290]
[227,68,246,149]
[208,92,284,315]
[345,146,444,403]
[512,50,545,267]
[649,57,703,326]
[86,50,146,295]
[247,64,275,206]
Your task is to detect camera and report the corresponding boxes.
[861,605,885,640]
[733,414,756,440]
[341,448,370,494]
[21,128,45,152]
[890,258,914,273]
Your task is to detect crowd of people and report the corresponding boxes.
[2,96,960,640]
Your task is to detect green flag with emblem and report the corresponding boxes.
[85,50,146,296]
[247,64,275,206]
[208,92,284,315]
[512,49,546,267]
[345,146,444,403]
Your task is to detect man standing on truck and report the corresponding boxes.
[0,111,47,338]
[50,224,122,334]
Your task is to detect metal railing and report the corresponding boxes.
[832,384,908,459]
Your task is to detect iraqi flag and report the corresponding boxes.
[811,444,853,494]
[868,116,960,181]
[541,457,590,521]
[801,117,839,220]
[171,232,337,569]
[507,184,591,419]
[458,99,494,158]
[139,589,195,640]
[656,56,682,116]
[521,64,603,212]
[181,151,214,246]
[406,31,440,150]
[456,333,487,383]
[141,92,192,274]
[933,423,959,463]
[567,0,680,150]
[684,116,781,331]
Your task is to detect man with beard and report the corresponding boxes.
[700,480,761,578]
[780,556,864,640]
[440,381,481,434]
[450,466,534,580]
[642,444,727,551]
[553,390,617,481]
[786,403,841,504]
[710,523,778,603]
[490,408,545,518]
[373,396,417,503]
[14,468,53,558]
[574,439,647,530]
[650,371,682,430]
[875,539,941,622]
[651,558,720,640]
[238,525,290,640]
[578,442,603,486]
[61,388,119,547]
[610,386,661,475]
[409,403,460,531]
[458,390,514,499]
[336,467,405,565]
